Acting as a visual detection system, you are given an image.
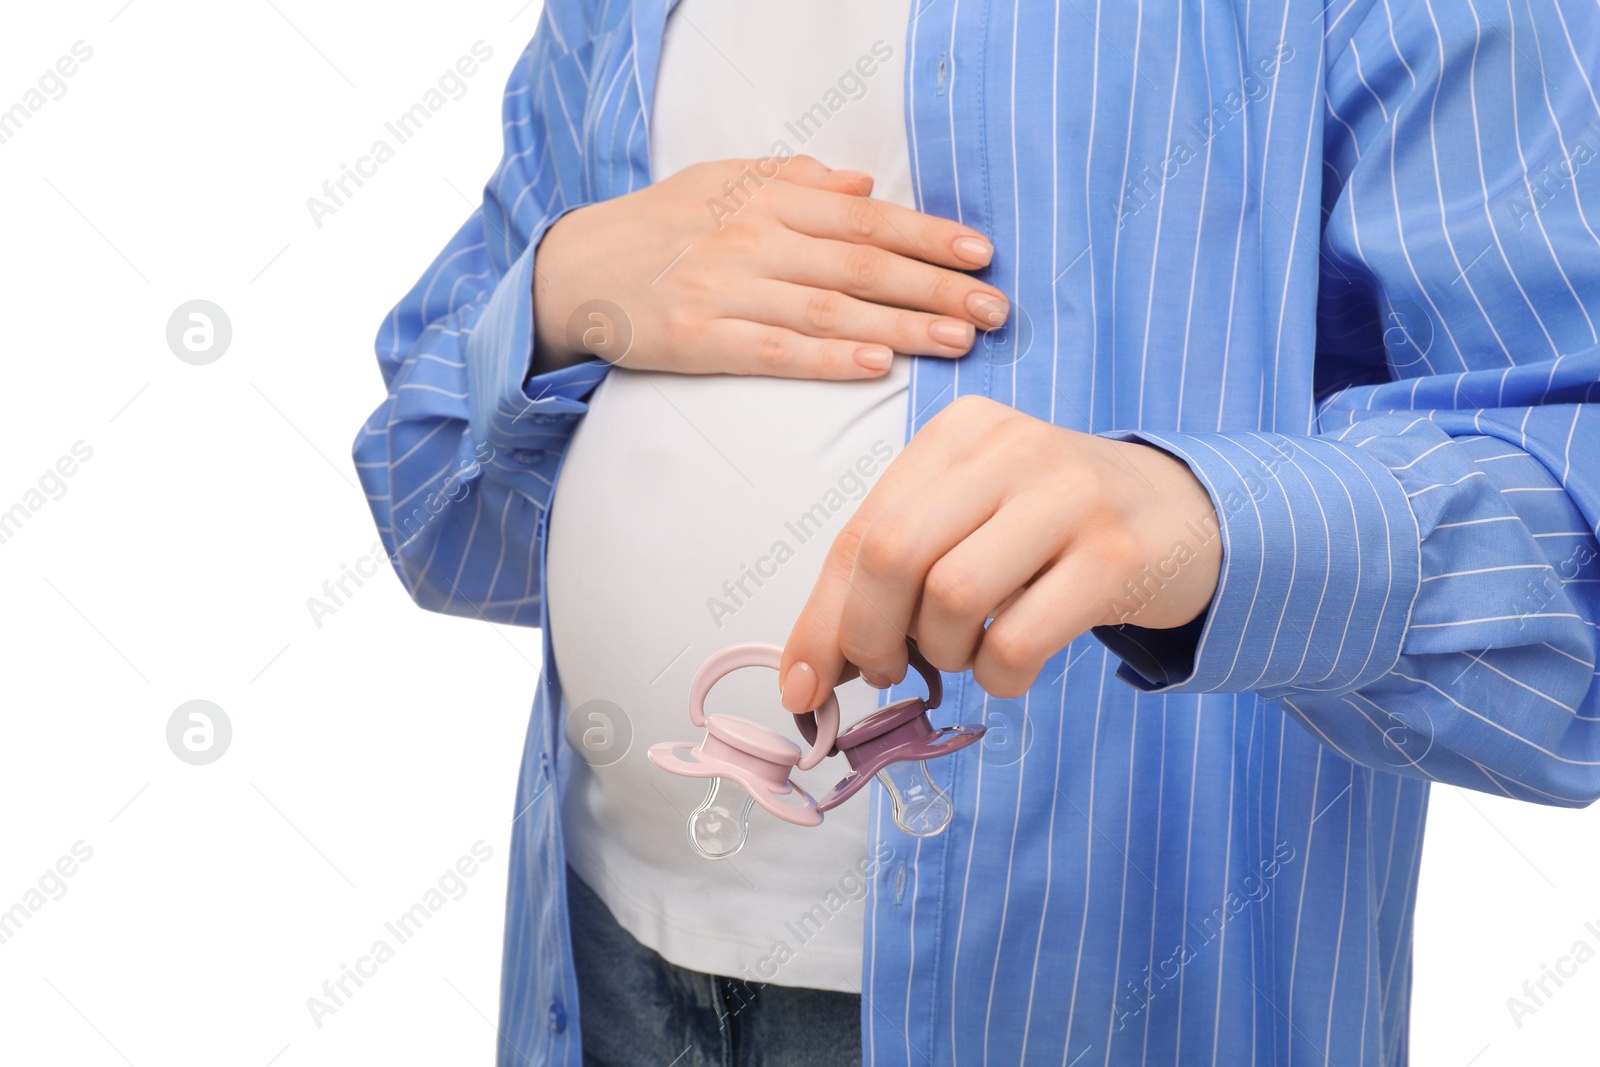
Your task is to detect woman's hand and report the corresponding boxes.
[776,395,1223,707]
[531,154,1008,379]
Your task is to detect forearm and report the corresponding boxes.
[354,16,606,626]
[1093,367,1600,803]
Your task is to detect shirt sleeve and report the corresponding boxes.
[351,10,612,627]
[1091,1,1600,806]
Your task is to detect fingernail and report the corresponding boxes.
[854,345,893,371]
[930,319,975,348]
[966,291,1009,326]
[780,661,818,713]
[953,236,993,265]
[861,670,890,689]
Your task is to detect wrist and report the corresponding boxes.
[1094,429,1420,695]
[530,216,576,372]
[1100,438,1222,631]
[530,205,606,377]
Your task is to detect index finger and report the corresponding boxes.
[778,446,932,715]
[768,181,995,273]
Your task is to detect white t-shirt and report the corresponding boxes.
[545,0,916,992]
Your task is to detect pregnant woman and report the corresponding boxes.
[363,1,1007,1062]
[356,0,1600,1064]
[533,1,1001,1061]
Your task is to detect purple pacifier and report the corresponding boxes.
[648,643,840,861]
[797,638,985,838]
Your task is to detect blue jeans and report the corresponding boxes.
[566,866,862,1066]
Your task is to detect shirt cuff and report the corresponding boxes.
[463,219,611,498]
[1091,431,1422,697]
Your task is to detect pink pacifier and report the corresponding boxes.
[797,638,985,838]
[647,643,840,860]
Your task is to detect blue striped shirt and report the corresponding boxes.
[352,1,1600,1062]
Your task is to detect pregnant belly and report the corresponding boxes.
[545,361,910,778]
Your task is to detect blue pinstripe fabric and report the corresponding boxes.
[353,1,1600,1062]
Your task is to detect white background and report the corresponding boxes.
[0,2,1597,1065]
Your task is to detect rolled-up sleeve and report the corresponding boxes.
[353,10,611,626]
[1093,2,1600,806]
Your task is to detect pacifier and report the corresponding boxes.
[647,643,840,860]
[797,638,985,838]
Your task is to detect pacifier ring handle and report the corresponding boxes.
[685,642,839,771]
[793,636,942,754]
[905,637,943,711]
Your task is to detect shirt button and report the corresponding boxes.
[548,1000,567,1034]
[511,448,544,463]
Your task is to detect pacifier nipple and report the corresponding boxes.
[877,759,955,837]
[687,776,756,860]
